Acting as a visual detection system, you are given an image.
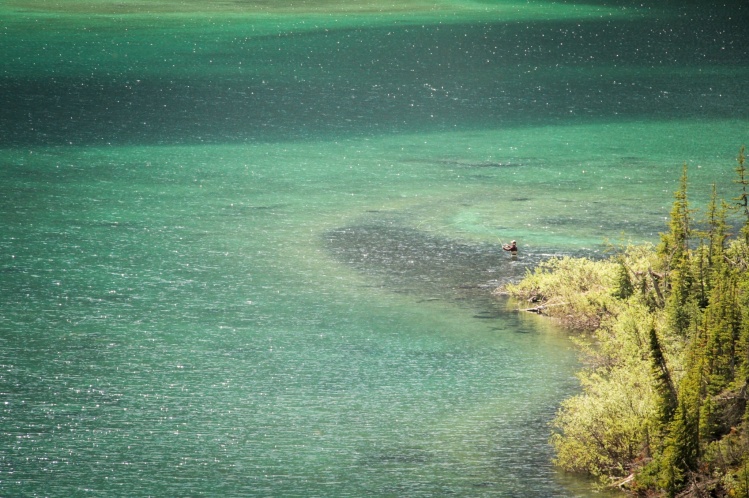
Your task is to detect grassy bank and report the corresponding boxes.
[498,150,749,497]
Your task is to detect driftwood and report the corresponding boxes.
[519,302,568,313]
[648,267,665,306]
[610,474,635,489]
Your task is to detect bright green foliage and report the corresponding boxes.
[551,365,655,477]
[704,271,741,394]
[733,457,749,498]
[735,146,749,245]
[649,326,677,432]
[502,256,619,331]
[737,270,749,384]
[658,164,700,337]
[612,260,635,300]
[705,187,731,271]
[550,299,659,478]
[659,163,692,267]
[660,400,700,496]
[661,342,704,494]
[505,148,749,496]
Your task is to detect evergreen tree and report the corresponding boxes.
[734,458,749,498]
[735,146,749,245]
[659,163,692,266]
[700,190,740,395]
[705,185,730,269]
[612,259,635,300]
[509,148,749,496]
[653,325,704,495]
[650,326,677,431]
[697,185,729,307]
[704,271,741,395]
[736,272,749,385]
[659,164,697,336]
[660,400,700,496]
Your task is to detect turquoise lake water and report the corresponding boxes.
[2,1,748,496]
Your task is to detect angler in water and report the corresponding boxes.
[502,240,518,256]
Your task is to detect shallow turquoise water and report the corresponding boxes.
[1,1,748,496]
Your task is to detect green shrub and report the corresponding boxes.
[498,150,749,496]
[502,256,619,331]
[551,362,656,480]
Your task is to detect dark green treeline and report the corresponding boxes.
[504,148,749,497]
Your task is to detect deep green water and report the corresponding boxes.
[2,1,748,496]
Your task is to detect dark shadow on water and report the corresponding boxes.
[1,3,747,147]
[323,220,591,311]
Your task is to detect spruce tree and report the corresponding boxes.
[704,272,740,395]
[735,146,749,245]
[736,273,749,386]
[613,259,635,300]
[659,164,697,336]
[650,326,677,431]
[509,148,749,496]
[657,321,704,495]
[660,400,700,496]
[697,186,728,307]
[705,185,730,269]
[701,192,740,395]
[660,163,692,264]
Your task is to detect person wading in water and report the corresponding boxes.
[502,240,518,256]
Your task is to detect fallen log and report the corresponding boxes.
[519,302,568,313]
[610,474,635,489]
